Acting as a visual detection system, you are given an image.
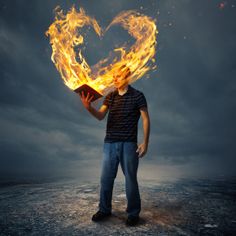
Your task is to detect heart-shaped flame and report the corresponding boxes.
[46,6,158,95]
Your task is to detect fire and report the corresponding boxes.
[46,6,157,96]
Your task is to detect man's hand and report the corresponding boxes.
[136,142,148,158]
[79,91,108,121]
[80,91,94,110]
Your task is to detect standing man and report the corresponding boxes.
[80,67,150,226]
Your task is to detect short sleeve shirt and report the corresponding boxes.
[103,85,147,143]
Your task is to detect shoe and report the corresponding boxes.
[126,215,140,226]
[91,211,111,222]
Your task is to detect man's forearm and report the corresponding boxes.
[87,106,103,120]
[143,116,150,146]
[136,113,150,158]
[80,93,108,120]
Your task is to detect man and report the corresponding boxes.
[80,67,150,226]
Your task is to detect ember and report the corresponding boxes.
[219,1,227,9]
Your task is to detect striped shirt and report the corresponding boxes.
[103,85,147,143]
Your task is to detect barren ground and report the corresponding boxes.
[0,178,236,235]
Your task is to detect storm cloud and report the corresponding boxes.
[0,0,235,182]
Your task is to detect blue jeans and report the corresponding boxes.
[99,142,141,217]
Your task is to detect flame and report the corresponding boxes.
[46,6,157,95]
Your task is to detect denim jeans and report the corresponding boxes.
[99,142,141,217]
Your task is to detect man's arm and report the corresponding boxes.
[80,91,108,120]
[136,107,150,158]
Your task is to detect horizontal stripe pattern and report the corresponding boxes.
[103,85,147,142]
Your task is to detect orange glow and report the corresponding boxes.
[46,6,157,95]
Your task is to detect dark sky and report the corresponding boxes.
[0,0,236,183]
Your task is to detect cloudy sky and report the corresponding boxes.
[0,0,235,183]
